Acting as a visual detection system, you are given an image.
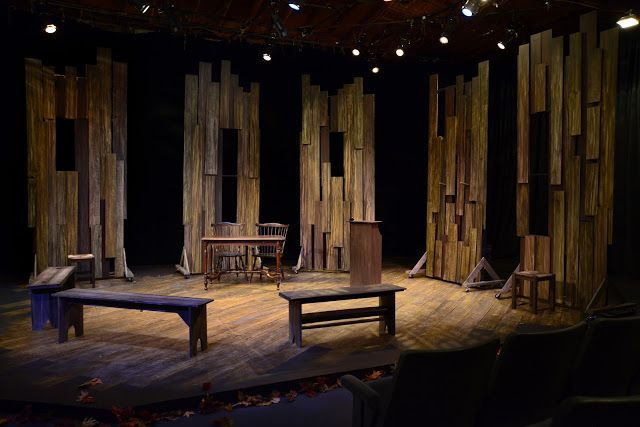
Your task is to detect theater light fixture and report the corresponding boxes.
[461,0,479,17]
[497,27,518,50]
[352,47,360,56]
[372,66,380,74]
[439,18,455,44]
[263,51,272,61]
[141,3,150,13]
[44,23,57,34]
[288,2,301,11]
[617,11,639,29]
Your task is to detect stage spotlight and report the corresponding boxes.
[497,28,517,50]
[372,66,380,74]
[288,2,301,11]
[439,18,455,44]
[461,0,479,17]
[44,23,57,34]
[617,10,638,29]
[263,51,272,61]
[352,47,360,56]
[141,3,150,13]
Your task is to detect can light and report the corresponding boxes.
[352,48,360,56]
[44,23,57,34]
[617,11,639,29]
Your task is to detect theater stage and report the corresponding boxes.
[0,262,580,409]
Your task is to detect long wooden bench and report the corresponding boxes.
[278,284,406,347]
[52,289,213,357]
[28,266,76,330]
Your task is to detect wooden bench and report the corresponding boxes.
[52,289,213,357]
[28,266,76,330]
[278,284,406,347]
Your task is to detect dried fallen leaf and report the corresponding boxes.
[76,390,95,404]
[78,378,103,389]
[183,411,195,418]
[285,390,298,402]
[81,417,99,427]
[364,370,384,382]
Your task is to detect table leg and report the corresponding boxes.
[203,241,208,290]
[276,242,282,290]
[380,294,396,335]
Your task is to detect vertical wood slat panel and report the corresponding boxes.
[115,161,125,277]
[455,75,466,217]
[534,235,551,297]
[77,77,87,119]
[249,83,260,179]
[427,75,441,217]
[565,157,580,303]
[584,162,599,216]
[103,153,117,258]
[469,77,480,202]
[532,64,547,113]
[112,62,127,219]
[231,74,241,129]
[517,44,530,184]
[96,48,112,156]
[426,222,436,277]
[219,60,231,129]
[433,240,443,279]
[477,61,489,227]
[25,58,43,230]
[75,119,90,255]
[599,28,619,213]
[578,221,594,308]
[467,229,477,281]
[352,77,364,149]
[363,94,375,221]
[64,66,78,119]
[552,191,565,303]
[516,183,529,237]
[530,33,542,113]
[444,115,457,196]
[91,224,103,278]
[197,62,212,126]
[183,75,198,225]
[567,33,582,136]
[587,49,602,104]
[87,65,102,226]
[549,37,564,185]
[586,105,600,160]
[190,124,204,273]
[204,82,220,175]
[594,209,608,288]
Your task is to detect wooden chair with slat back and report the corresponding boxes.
[252,223,288,281]
[211,222,247,279]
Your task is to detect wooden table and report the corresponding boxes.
[279,284,406,347]
[202,235,286,290]
[53,289,213,357]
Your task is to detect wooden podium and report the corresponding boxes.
[349,220,382,286]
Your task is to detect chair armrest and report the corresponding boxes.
[341,374,382,411]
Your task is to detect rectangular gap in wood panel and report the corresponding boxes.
[221,177,237,222]
[529,112,549,236]
[329,132,344,177]
[56,119,76,171]
[221,128,238,176]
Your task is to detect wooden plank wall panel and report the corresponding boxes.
[25,48,128,277]
[183,61,261,273]
[363,94,375,221]
[300,76,375,271]
[552,191,565,303]
[517,44,530,184]
[515,13,617,309]
[115,161,125,277]
[425,62,489,284]
[549,37,564,185]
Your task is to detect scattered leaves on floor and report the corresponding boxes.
[77,390,96,404]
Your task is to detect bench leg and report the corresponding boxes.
[380,295,396,335]
[58,300,83,343]
[186,306,208,357]
[30,292,50,331]
[289,301,302,347]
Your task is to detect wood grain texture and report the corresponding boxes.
[549,36,564,185]
[204,82,220,175]
[587,49,602,104]
[567,33,582,136]
[578,221,594,308]
[598,27,618,212]
[517,44,530,183]
[363,94,375,221]
[584,162,598,216]
[586,105,600,160]
[219,60,231,129]
[103,153,117,258]
[552,191,565,303]
[532,63,547,113]
[516,183,529,237]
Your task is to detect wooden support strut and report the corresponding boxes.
[408,251,428,278]
[175,246,191,279]
[123,247,134,282]
[462,257,505,292]
[495,263,522,299]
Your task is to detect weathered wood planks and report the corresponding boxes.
[25,48,127,277]
[425,61,489,284]
[514,14,618,309]
[300,75,375,271]
[183,61,261,273]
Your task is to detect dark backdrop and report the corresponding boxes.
[3,6,636,282]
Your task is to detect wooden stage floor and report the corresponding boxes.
[0,262,580,409]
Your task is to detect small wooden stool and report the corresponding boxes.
[67,254,96,288]
[512,271,556,314]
